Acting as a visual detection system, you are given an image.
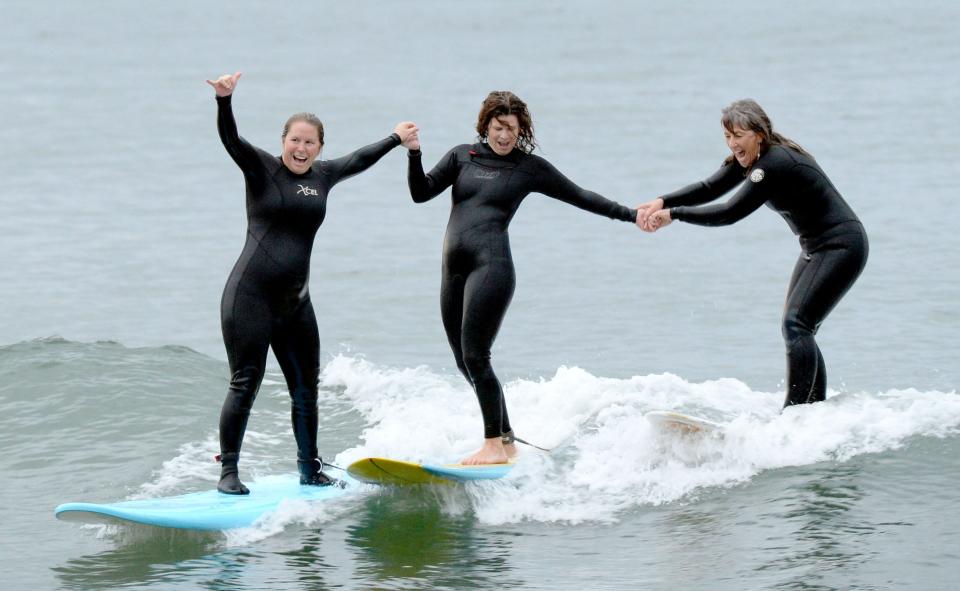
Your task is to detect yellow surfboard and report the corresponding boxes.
[347,457,515,486]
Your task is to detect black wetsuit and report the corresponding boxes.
[408,142,637,438]
[662,144,868,407]
[215,95,400,480]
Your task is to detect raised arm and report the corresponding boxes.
[322,122,416,186]
[533,157,637,223]
[206,72,264,175]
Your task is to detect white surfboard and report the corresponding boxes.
[645,410,724,435]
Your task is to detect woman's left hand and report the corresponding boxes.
[648,209,673,231]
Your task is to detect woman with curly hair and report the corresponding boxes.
[406,91,641,464]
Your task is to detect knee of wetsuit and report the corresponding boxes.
[453,355,471,378]
[781,314,815,344]
[227,366,262,408]
[461,349,492,380]
[289,385,319,412]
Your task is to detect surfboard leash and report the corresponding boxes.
[502,431,551,453]
[322,460,345,472]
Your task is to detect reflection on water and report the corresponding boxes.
[52,526,223,589]
[754,461,877,590]
[275,528,342,590]
[345,488,518,590]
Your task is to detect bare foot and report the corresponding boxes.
[503,441,518,459]
[461,437,509,465]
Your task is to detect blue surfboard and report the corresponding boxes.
[54,474,354,530]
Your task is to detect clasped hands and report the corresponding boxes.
[635,198,672,232]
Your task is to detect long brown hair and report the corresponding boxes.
[475,91,537,153]
[721,99,809,165]
[283,112,324,145]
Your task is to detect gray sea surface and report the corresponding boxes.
[1,1,958,589]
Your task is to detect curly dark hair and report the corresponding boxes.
[475,91,537,153]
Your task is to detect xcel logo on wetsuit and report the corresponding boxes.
[297,184,319,196]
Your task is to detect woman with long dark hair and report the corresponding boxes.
[641,99,868,408]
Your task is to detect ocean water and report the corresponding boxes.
[1,1,958,589]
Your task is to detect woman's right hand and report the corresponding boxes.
[635,197,664,232]
[394,121,420,150]
[205,72,242,97]
[403,132,421,151]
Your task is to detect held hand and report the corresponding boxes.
[635,198,664,232]
[205,72,242,97]
[648,209,673,231]
[403,132,421,151]
[394,121,420,149]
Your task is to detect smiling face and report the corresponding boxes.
[281,121,322,174]
[475,91,536,154]
[723,124,763,167]
[486,115,519,156]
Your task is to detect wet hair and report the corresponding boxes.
[721,99,809,165]
[282,112,324,145]
[475,91,537,153]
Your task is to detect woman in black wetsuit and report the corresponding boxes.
[207,72,417,494]
[405,91,642,465]
[640,99,868,409]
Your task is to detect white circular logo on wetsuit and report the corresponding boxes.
[750,168,765,183]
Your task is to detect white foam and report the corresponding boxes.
[221,478,363,546]
[138,355,960,531]
[140,430,281,499]
[324,355,960,525]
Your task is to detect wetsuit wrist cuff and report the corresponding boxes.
[216,94,232,103]
[389,133,401,144]
[408,149,422,157]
